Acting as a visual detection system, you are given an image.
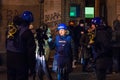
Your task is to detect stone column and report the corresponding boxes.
[95,0,100,17]
[106,0,116,26]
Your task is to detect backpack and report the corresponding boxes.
[6,23,27,53]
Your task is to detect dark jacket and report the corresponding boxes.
[80,32,91,59]
[75,25,86,44]
[6,25,36,74]
[93,25,112,59]
[112,20,120,47]
[67,25,77,43]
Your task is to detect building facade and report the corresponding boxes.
[0,0,120,65]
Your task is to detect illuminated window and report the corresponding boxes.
[85,7,94,18]
[70,4,80,17]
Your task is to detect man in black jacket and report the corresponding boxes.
[112,15,120,73]
[91,17,112,80]
[6,11,36,80]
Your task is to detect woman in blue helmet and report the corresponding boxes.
[48,23,74,80]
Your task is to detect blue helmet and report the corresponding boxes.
[57,23,67,30]
[21,11,34,23]
[91,17,102,25]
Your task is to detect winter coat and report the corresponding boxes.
[93,25,112,59]
[6,25,36,75]
[112,20,120,47]
[80,32,91,59]
[50,35,74,73]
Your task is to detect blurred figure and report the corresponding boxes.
[91,17,112,80]
[68,20,76,38]
[36,23,52,61]
[6,11,36,80]
[35,23,53,80]
[76,19,86,63]
[80,25,95,72]
[112,15,120,73]
[49,23,74,80]
[67,20,77,68]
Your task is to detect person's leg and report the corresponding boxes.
[38,63,44,80]
[38,70,44,80]
[96,69,106,80]
[57,73,61,80]
[7,67,16,80]
[82,58,89,72]
[75,44,79,61]
[42,60,53,80]
[95,58,106,80]
[72,44,79,68]
[16,66,28,80]
[112,47,119,73]
[118,48,120,72]
[7,52,16,80]
[63,73,69,80]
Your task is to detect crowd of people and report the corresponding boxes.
[5,10,120,80]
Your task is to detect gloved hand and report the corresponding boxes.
[87,45,91,48]
[48,37,52,42]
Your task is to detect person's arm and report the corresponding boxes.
[70,38,75,59]
[80,34,84,46]
[25,30,36,76]
[48,36,56,50]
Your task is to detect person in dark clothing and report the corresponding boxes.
[6,11,36,80]
[72,19,86,65]
[80,26,95,72]
[68,20,76,38]
[112,15,120,73]
[91,17,113,80]
[67,20,77,68]
[35,23,53,80]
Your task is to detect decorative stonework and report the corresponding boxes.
[44,0,61,27]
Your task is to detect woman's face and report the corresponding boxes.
[91,24,96,30]
[58,29,66,36]
[80,23,84,27]
[29,24,34,29]
[29,24,35,33]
